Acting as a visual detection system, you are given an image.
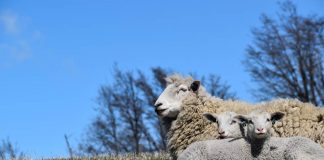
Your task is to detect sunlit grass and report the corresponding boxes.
[42,152,170,160]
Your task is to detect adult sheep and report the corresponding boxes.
[155,74,256,158]
[154,74,324,158]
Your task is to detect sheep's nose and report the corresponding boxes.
[155,102,163,108]
[257,128,264,132]
[218,131,225,135]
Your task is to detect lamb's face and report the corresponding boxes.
[154,78,200,118]
[204,112,242,139]
[247,111,272,139]
[235,110,284,139]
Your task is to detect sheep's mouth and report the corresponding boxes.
[219,136,227,139]
[155,108,167,115]
[256,133,266,136]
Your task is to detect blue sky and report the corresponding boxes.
[0,0,323,158]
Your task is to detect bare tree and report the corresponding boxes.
[244,1,324,106]
[201,74,236,100]
[64,134,74,159]
[79,66,237,155]
[79,86,122,155]
[79,66,161,155]
[135,67,169,151]
[0,138,24,160]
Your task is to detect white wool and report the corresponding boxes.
[178,110,324,160]
[156,74,324,158]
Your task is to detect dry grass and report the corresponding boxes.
[40,152,170,160]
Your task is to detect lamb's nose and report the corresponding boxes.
[154,102,163,108]
[218,131,225,135]
[257,128,264,132]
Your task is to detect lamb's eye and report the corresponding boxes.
[179,88,188,92]
[230,120,236,125]
[266,118,270,122]
[248,120,253,124]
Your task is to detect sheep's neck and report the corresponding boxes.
[245,135,270,158]
[162,116,177,133]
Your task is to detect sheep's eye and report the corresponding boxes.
[179,88,188,92]
[248,120,253,124]
[266,118,270,122]
[230,120,236,125]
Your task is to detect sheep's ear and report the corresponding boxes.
[271,112,284,124]
[203,113,217,123]
[234,115,249,124]
[190,81,200,92]
[165,77,174,85]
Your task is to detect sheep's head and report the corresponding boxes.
[154,74,200,118]
[203,112,241,139]
[235,110,284,139]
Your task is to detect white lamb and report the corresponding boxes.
[178,110,324,160]
[203,112,241,139]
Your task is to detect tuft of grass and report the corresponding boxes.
[41,152,171,160]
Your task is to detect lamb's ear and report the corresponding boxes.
[234,115,249,124]
[203,112,217,123]
[190,81,200,92]
[271,112,284,124]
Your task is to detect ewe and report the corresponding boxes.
[178,110,324,160]
[155,74,254,158]
[155,74,324,158]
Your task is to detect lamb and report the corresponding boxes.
[203,112,242,139]
[154,74,324,158]
[178,110,324,160]
[178,110,286,160]
[234,110,324,160]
